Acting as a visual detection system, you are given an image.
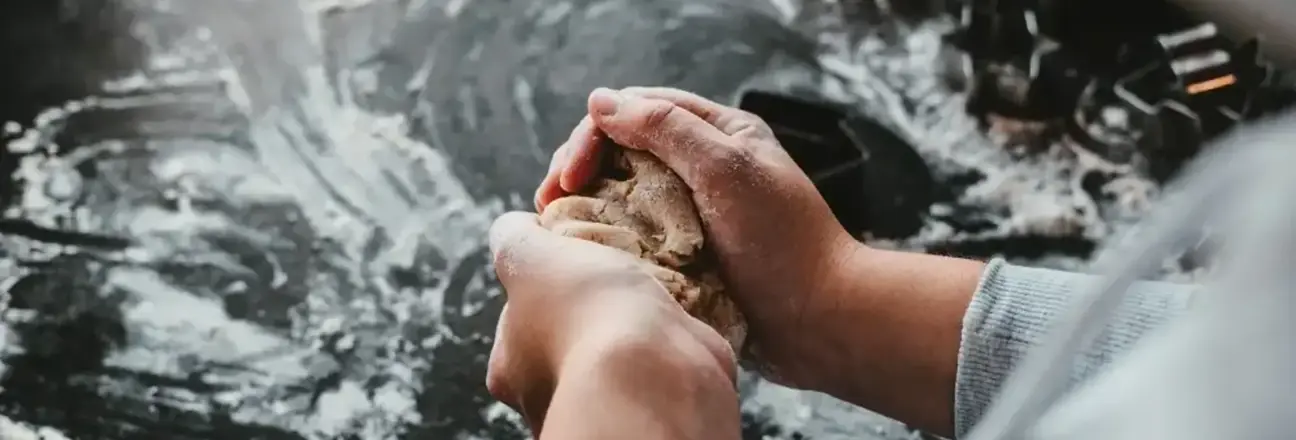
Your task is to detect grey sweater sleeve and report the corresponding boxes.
[953,259,1196,438]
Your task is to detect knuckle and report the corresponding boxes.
[489,242,525,280]
[695,141,757,187]
[714,141,756,167]
[488,223,520,266]
[485,351,515,401]
[638,99,680,130]
[489,245,509,270]
[736,109,763,123]
[485,370,512,402]
[731,110,775,138]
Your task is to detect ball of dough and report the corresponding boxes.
[538,149,748,353]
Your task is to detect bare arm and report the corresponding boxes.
[808,245,986,437]
[806,244,1195,438]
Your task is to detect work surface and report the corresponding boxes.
[0,0,1172,438]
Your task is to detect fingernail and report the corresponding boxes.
[589,88,622,116]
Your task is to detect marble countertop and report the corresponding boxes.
[0,0,1184,438]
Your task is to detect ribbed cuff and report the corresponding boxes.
[953,259,1195,438]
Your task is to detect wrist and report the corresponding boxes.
[806,243,891,387]
[565,335,734,387]
[765,237,878,388]
[559,317,737,384]
[741,233,871,381]
[553,288,738,385]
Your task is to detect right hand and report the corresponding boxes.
[535,87,866,389]
[485,211,738,434]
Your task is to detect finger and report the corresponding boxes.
[535,170,562,212]
[559,116,605,193]
[587,88,732,187]
[535,119,586,209]
[617,87,725,127]
[549,141,574,174]
[620,86,768,138]
[489,211,568,286]
[535,143,574,211]
[537,117,606,210]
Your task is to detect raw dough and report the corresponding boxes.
[539,148,748,352]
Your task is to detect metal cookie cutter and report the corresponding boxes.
[737,90,935,239]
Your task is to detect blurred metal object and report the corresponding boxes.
[946,0,1089,120]
[737,90,935,239]
[1167,0,1296,68]
[1101,23,1270,180]
[946,0,1295,180]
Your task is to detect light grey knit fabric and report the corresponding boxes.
[953,259,1197,438]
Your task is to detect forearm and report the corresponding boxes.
[808,246,985,437]
[539,339,742,440]
[806,246,1196,439]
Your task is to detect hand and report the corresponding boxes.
[485,211,737,435]
[534,87,864,389]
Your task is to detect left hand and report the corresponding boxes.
[485,211,737,433]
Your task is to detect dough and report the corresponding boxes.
[539,148,748,352]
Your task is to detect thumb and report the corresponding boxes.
[489,211,567,287]
[587,88,731,187]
